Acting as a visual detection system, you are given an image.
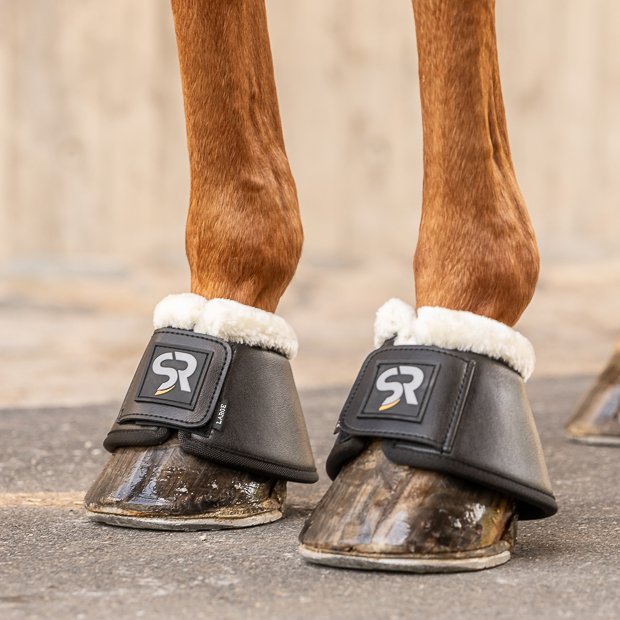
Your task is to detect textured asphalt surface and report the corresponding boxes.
[1,377,620,619]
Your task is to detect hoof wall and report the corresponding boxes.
[566,345,620,445]
[84,433,286,530]
[299,441,517,572]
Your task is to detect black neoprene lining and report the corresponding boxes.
[103,426,170,452]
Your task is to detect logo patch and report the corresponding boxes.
[360,362,439,421]
[136,344,212,409]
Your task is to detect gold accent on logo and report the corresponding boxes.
[379,398,400,411]
[155,385,176,396]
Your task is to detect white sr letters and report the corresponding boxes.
[152,351,198,394]
[376,366,425,410]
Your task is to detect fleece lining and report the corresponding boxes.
[153,294,298,360]
[374,298,535,380]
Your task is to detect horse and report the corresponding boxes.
[84,0,563,572]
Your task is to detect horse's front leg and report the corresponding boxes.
[412,0,539,325]
[84,0,318,529]
[178,0,302,311]
[300,0,556,572]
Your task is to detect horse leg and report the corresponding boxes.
[300,0,555,572]
[177,0,302,311]
[84,0,317,529]
[412,0,538,324]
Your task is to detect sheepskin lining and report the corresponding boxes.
[374,299,535,380]
[153,294,298,360]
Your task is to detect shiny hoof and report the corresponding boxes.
[84,432,286,531]
[299,441,517,573]
[566,341,620,445]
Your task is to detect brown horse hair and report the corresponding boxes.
[173,0,538,328]
[171,0,302,314]
[412,0,539,327]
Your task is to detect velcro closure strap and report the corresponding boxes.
[339,346,475,451]
[116,328,232,429]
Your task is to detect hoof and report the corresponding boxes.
[566,342,620,445]
[299,441,517,573]
[84,432,286,530]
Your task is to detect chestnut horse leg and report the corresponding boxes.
[177,1,302,311]
[300,0,543,571]
[84,0,308,529]
[412,0,538,323]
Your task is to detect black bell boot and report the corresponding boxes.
[299,299,556,572]
[85,294,317,530]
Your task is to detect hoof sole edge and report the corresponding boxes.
[565,433,620,446]
[86,509,282,531]
[298,544,511,573]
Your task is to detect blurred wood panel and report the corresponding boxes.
[1,0,620,275]
[0,0,188,270]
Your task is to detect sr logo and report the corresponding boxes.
[375,365,425,411]
[152,351,198,395]
[136,344,211,408]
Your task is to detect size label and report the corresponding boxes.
[212,400,229,431]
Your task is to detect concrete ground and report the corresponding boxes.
[1,376,620,619]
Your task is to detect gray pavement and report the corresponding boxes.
[1,377,620,619]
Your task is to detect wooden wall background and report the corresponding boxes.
[0,0,619,278]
